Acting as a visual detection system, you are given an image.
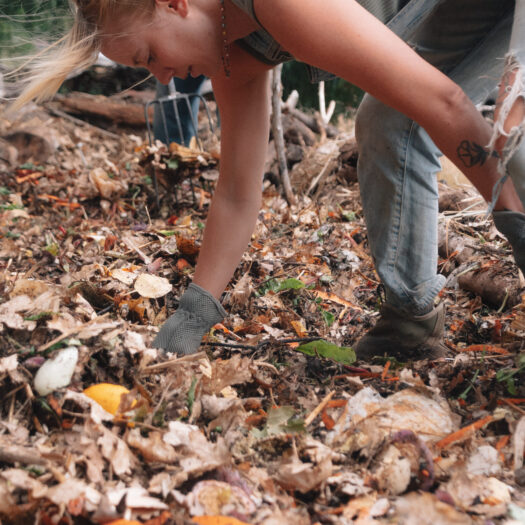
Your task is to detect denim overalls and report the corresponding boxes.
[232,0,525,314]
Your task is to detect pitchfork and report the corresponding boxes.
[144,78,217,207]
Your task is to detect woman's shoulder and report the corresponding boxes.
[230,0,259,22]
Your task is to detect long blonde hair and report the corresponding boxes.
[10,0,154,111]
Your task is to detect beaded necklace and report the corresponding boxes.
[219,0,231,77]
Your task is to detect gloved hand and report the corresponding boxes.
[152,283,226,355]
[493,210,525,275]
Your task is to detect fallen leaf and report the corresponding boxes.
[134,273,172,298]
[296,339,356,365]
[186,480,256,517]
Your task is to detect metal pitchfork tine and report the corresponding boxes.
[144,78,217,207]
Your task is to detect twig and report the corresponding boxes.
[305,391,334,427]
[318,81,335,125]
[252,361,280,374]
[271,64,295,205]
[308,157,334,196]
[38,313,110,352]
[0,444,47,466]
[435,415,494,449]
[140,351,207,372]
[144,337,330,370]
[206,337,320,351]
[46,105,120,139]
[122,234,152,264]
[501,398,525,416]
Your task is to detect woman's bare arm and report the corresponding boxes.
[192,48,272,298]
[256,0,523,212]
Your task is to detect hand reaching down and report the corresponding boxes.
[152,283,226,355]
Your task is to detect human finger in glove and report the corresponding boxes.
[152,283,226,355]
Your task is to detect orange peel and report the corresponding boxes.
[83,383,132,415]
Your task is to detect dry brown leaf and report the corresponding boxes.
[134,273,172,298]
[228,272,254,308]
[111,268,138,286]
[185,480,256,517]
[329,387,457,455]
[0,295,37,331]
[127,429,178,463]
[201,355,252,395]
[10,279,50,298]
[1,468,47,499]
[45,479,102,511]
[0,355,18,374]
[96,425,136,476]
[89,167,128,199]
[273,450,333,494]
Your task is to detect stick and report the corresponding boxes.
[0,445,47,466]
[271,65,295,205]
[285,106,339,138]
[307,157,333,196]
[38,313,110,352]
[46,105,120,139]
[122,234,152,264]
[305,391,334,427]
[501,398,525,416]
[140,351,207,372]
[435,415,494,449]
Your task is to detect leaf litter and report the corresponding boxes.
[0,98,524,524]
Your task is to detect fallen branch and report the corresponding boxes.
[46,105,120,139]
[271,65,295,205]
[457,264,522,309]
[55,92,153,127]
[285,106,339,138]
[0,443,46,466]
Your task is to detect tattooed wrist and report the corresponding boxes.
[457,140,499,168]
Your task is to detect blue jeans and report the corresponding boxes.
[153,76,206,147]
[356,0,525,315]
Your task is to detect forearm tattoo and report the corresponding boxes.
[457,140,499,168]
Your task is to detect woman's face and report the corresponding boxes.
[101,1,223,83]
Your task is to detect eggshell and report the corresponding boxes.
[34,346,78,396]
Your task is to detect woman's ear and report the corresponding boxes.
[156,0,189,18]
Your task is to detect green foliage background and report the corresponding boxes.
[282,61,363,114]
[1,0,363,110]
[0,0,71,60]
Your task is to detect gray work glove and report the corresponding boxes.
[493,210,525,275]
[152,283,226,355]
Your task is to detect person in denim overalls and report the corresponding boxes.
[225,0,525,358]
[16,0,525,360]
[354,0,525,357]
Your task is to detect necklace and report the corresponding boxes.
[219,0,231,77]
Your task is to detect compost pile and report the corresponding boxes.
[0,94,524,525]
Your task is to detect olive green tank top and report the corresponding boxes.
[230,0,411,81]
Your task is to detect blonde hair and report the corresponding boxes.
[10,0,154,112]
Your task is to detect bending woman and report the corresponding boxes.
[14,0,525,359]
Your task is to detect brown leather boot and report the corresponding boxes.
[354,302,449,362]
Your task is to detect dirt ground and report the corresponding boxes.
[0,95,524,525]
